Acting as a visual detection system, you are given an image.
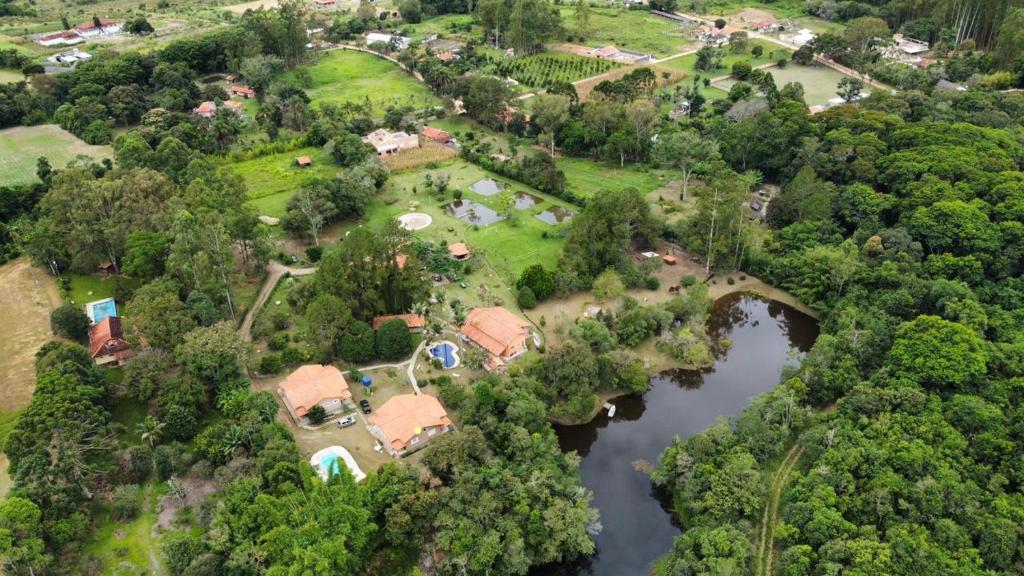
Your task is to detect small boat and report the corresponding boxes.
[603,402,616,417]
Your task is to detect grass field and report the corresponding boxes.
[659,38,788,76]
[66,273,117,306]
[559,6,696,57]
[408,13,475,41]
[0,69,24,83]
[557,157,671,199]
[233,146,339,217]
[713,63,862,106]
[485,51,619,90]
[0,258,61,412]
[0,125,112,187]
[354,158,577,279]
[289,49,439,113]
[84,482,165,575]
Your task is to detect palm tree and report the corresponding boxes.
[136,416,165,448]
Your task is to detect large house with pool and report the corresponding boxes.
[367,393,452,457]
[460,306,533,371]
[278,364,354,422]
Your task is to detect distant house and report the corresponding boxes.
[37,30,84,47]
[222,100,245,117]
[590,45,621,59]
[73,18,121,38]
[460,306,532,370]
[372,313,426,332]
[363,128,419,156]
[420,126,452,144]
[367,393,453,457]
[313,0,337,9]
[278,364,354,421]
[893,33,929,55]
[89,317,132,366]
[365,32,410,50]
[662,254,678,265]
[791,28,816,47]
[436,51,457,62]
[192,101,218,118]
[448,242,470,260]
[295,155,313,167]
[230,85,256,99]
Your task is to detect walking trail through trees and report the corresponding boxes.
[755,443,805,576]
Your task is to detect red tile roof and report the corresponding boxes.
[88,317,131,359]
[278,364,352,417]
[295,156,312,166]
[421,126,451,142]
[368,394,450,451]
[372,313,426,331]
[460,306,531,358]
[448,242,469,257]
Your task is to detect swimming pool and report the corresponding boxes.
[86,297,117,324]
[429,341,460,369]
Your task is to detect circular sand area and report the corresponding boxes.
[398,212,432,231]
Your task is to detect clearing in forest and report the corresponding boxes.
[755,443,805,576]
[0,258,61,410]
[0,125,112,187]
[288,49,440,112]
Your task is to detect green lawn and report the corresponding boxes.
[84,482,165,575]
[66,273,117,307]
[0,125,112,187]
[354,159,577,279]
[557,157,670,199]
[288,49,439,113]
[559,6,695,57]
[659,39,789,76]
[408,13,476,41]
[232,146,339,218]
[0,68,24,83]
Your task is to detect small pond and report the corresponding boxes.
[536,206,575,224]
[445,199,504,226]
[470,178,504,196]
[534,293,819,576]
[514,192,542,210]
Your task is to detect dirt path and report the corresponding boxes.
[755,443,804,576]
[0,257,61,410]
[239,262,316,342]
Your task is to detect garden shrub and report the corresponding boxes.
[260,354,282,374]
[50,303,90,341]
[268,333,289,351]
[517,286,537,309]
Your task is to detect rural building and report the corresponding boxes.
[313,0,337,9]
[49,49,92,65]
[365,32,410,50]
[367,393,452,457]
[295,155,313,167]
[278,364,354,421]
[372,313,426,332]
[192,101,218,118]
[89,317,132,366]
[662,254,677,265]
[73,18,122,38]
[230,85,256,99]
[460,306,532,369]
[789,28,816,47]
[363,128,420,156]
[448,242,470,260]
[420,126,452,144]
[222,100,245,117]
[37,30,84,47]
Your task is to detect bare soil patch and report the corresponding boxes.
[727,8,778,28]
[0,258,61,410]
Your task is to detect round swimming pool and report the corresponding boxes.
[429,341,460,369]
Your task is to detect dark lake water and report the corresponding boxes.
[536,205,575,224]
[535,293,819,576]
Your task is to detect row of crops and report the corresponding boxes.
[484,53,619,89]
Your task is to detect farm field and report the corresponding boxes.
[558,6,696,57]
[408,13,475,41]
[713,63,858,106]
[0,258,62,412]
[288,49,439,112]
[0,125,112,187]
[557,157,670,199]
[355,158,577,279]
[233,146,338,218]
[485,51,619,90]
[659,38,788,76]
[0,68,24,83]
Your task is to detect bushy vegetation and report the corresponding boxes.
[486,53,617,89]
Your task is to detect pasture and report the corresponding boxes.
[233,146,338,218]
[0,125,112,187]
[713,63,858,106]
[0,258,61,412]
[288,49,439,112]
[659,38,788,76]
[557,157,670,199]
[558,6,696,57]
[362,158,577,278]
[486,52,619,89]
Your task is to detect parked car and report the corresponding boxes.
[337,415,357,428]
[360,399,372,414]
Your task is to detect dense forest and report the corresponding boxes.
[652,89,1024,574]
